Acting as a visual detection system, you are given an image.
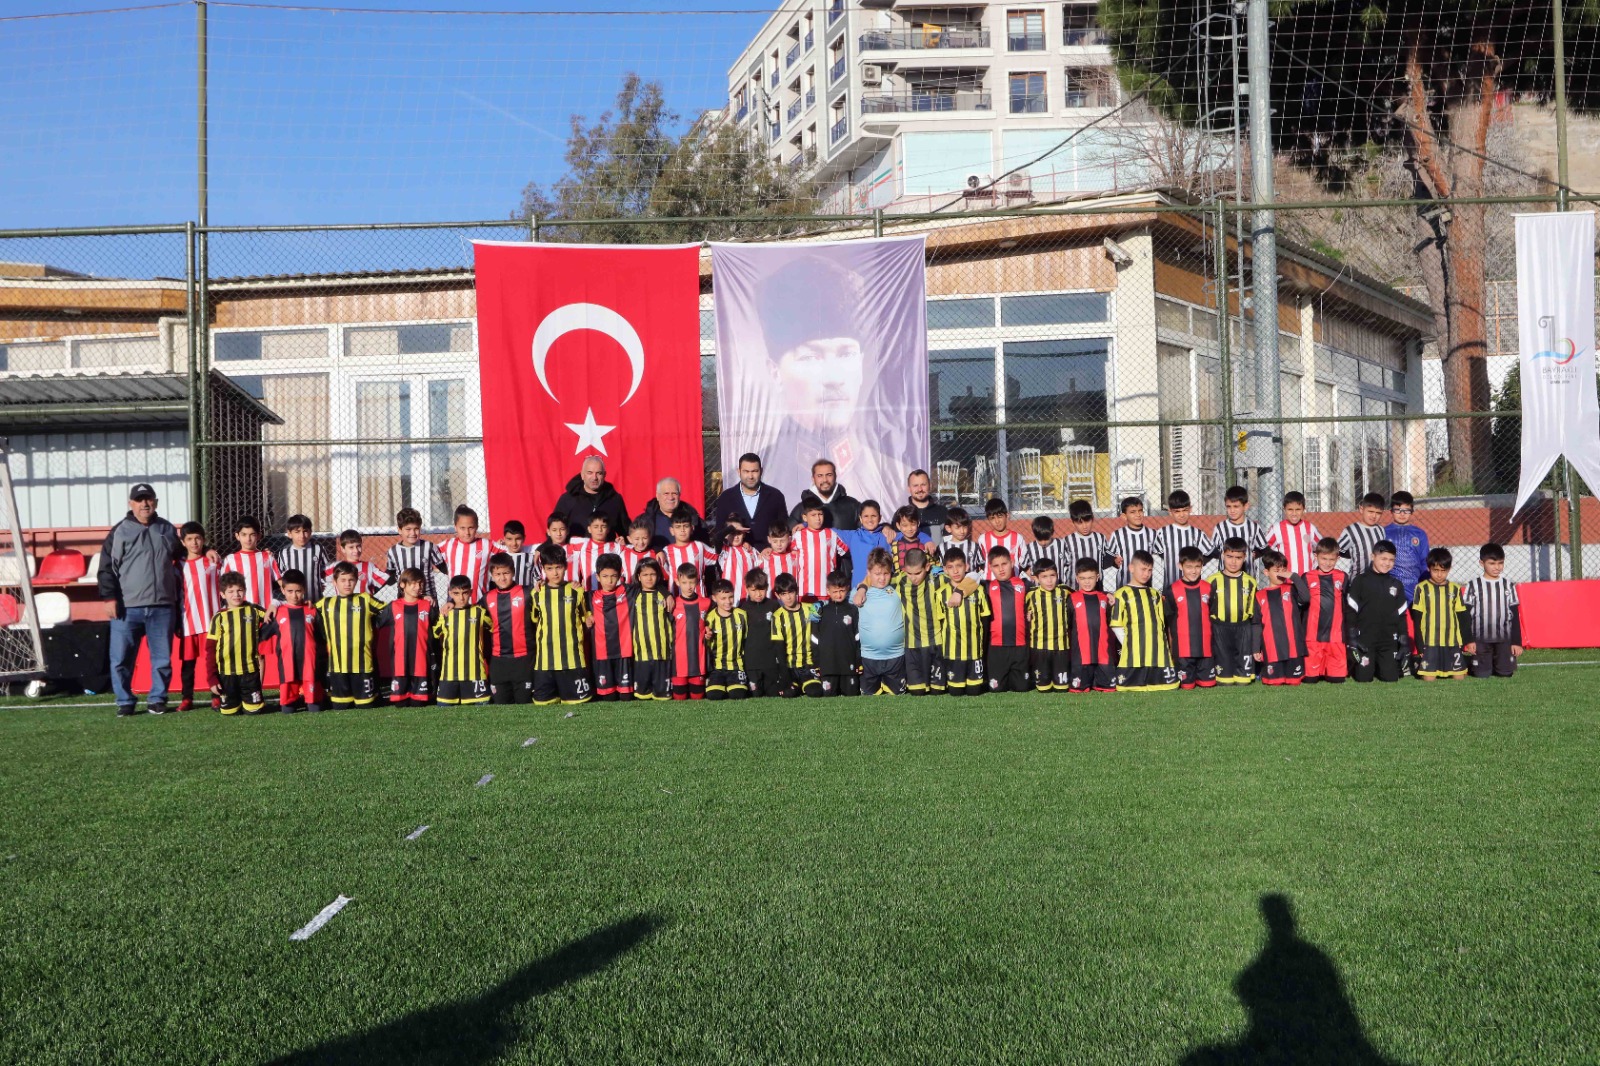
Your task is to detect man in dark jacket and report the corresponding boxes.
[786,459,861,531]
[550,456,631,539]
[99,483,185,716]
[905,468,949,545]
[709,453,789,550]
[636,477,706,548]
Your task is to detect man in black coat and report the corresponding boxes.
[905,468,949,545]
[551,456,631,539]
[709,453,789,550]
[786,459,861,531]
[636,476,707,549]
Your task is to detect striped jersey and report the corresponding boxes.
[275,543,328,601]
[264,603,319,684]
[1267,519,1323,575]
[221,550,280,608]
[566,537,615,590]
[1026,585,1071,652]
[482,584,535,659]
[1058,530,1109,580]
[618,544,656,582]
[771,604,814,668]
[324,560,388,597]
[705,608,748,672]
[761,547,802,589]
[1412,579,1470,649]
[491,544,540,587]
[1112,585,1172,668]
[1461,576,1519,643]
[530,581,589,671]
[942,537,987,579]
[1105,526,1158,588]
[659,541,717,598]
[179,556,221,637]
[889,533,933,572]
[442,537,494,601]
[1163,579,1213,658]
[792,527,847,599]
[985,576,1030,647]
[976,529,1028,574]
[1207,570,1258,624]
[385,539,445,585]
[717,544,763,602]
[1255,582,1307,662]
[628,587,674,662]
[589,586,634,660]
[433,604,490,682]
[1202,517,1269,563]
[1021,537,1076,581]
[671,594,711,677]
[1068,590,1114,666]
[207,604,267,675]
[316,593,384,675]
[381,598,435,681]
[941,583,990,662]
[1299,569,1347,644]
[1151,524,1207,588]
[893,573,949,651]
[1336,522,1387,576]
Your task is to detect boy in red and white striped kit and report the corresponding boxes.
[177,521,221,712]
[568,513,620,590]
[716,517,763,602]
[658,507,716,597]
[619,520,657,582]
[221,515,280,608]
[762,521,801,589]
[325,530,389,596]
[1267,491,1323,575]
[442,504,494,601]
[792,499,847,602]
[975,498,1027,576]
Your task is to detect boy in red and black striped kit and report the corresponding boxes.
[266,568,323,712]
[983,546,1031,693]
[669,563,710,700]
[483,553,535,704]
[379,568,436,704]
[1163,546,1216,689]
[1295,538,1349,683]
[1068,558,1117,693]
[589,553,634,700]
[1253,551,1307,685]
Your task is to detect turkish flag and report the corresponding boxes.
[473,242,705,526]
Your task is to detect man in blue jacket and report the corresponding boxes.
[1383,490,1431,596]
[98,484,185,716]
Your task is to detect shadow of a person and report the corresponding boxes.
[268,913,662,1066]
[1181,894,1402,1066]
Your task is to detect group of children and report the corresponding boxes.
[169,482,1523,713]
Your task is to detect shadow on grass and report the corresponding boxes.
[1181,894,1402,1066]
[268,913,663,1066]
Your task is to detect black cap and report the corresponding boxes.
[129,483,157,501]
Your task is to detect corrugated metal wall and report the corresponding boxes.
[6,430,191,530]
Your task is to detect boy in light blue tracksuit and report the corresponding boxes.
[855,547,907,695]
[1383,490,1431,596]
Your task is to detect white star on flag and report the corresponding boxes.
[564,407,616,455]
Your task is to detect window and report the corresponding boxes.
[928,298,996,330]
[1156,299,1190,334]
[214,329,327,362]
[72,335,161,369]
[0,341,68,373]
[1007,9,1045,50]
[340,372,479,531]
[930,347,996,424]
[1009,71,1048,113]
[344,322,473,358]
[1000,291,1108,326]
[1064,66,1115,108]
[1003,338,1110,452]
[228,372,334,531]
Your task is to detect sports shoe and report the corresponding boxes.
[116,705,139,717]
[219,704,239,716]
[146,703,168,715]
[176,699,194,713]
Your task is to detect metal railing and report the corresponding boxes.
[805,86,816,109]
[786,42,800,68]
[1063,27,1109,46]
[830,55,846,83]
[1008,92,1048,113]
[1007,32,1046,51]
[827,1,844,26]
[859,27,990,51]
[829,116,848,142]
[787,98,803,122]
[861,91,993,114]
[1064,88,1114,108]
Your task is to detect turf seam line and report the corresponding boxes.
[289,895,351,941]
[404,825,429,841]
[475,773,494,787]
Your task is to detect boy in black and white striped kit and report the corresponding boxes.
[1337,492,1388,577]
[1462,542,1522,678]
[1203,485,1269,578]
[274,514,328,602]
[1060,499,1108,591]
[1152,490,1206,588]
[386,507,446,600]
[1105,496,1158,592]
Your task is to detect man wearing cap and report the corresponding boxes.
[98,484,186,716]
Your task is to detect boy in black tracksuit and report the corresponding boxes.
[1343,539,1411,683]
[738,569,784,698]
[813,571,862,696]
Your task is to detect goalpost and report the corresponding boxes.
[0,440,47,696]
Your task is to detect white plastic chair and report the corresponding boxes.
[965,455,987,505]
[0,553,37,585]
[34,591,70,628]
[1062,445,1096,507]
[79,552,101,585]
[935,460,961,502]
[1014,448,1044,510]
[1113,456,1146,509]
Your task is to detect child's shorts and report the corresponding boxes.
[862,656,906,695]
[1417,645,1467,679]
[1030,649,1071,691]
[783,665,823,698]
[706,668,749,699]
[1305,640,1348,681]
[489,656,533,704]
[593,657,634,698]
[1260,657,1305,686]
[217,671,265,714]
[278,680,323,711]
[437,678,489,704]
[986,646,1031,692]
[534,669,592,705]
[1212,622,1255,683]
[1469,642,1517,678]
[389,674,431,704]
[1115,663,1179,692]
[1174,656,1217,689]
[818,673,859,697]
[1350,641,1404,683]
[903,647,944,693]
[943,655,986,694]
[632,660,672,700]
[745,666,784,698]
[327,672,377,707]
[1068,653,1117,693]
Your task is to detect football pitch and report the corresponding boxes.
[3,656,1597,1065]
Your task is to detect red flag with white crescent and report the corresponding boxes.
[472,242,705,526]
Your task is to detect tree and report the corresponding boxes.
[1097,0,1598,490]
[519,74,817,244]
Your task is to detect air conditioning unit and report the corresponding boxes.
[861,64,884,86]
[964,173,994,190]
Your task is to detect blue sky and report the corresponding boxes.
[0,0,773,232]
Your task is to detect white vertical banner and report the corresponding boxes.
[1512,211,1600,517]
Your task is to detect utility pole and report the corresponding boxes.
[1246,0,1283,508]
[195,0,211,528]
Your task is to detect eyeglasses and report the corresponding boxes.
[1391,507,1413,515]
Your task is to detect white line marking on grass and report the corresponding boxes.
[660,788,673,795]
[290,895,351,941]
[564,712,577,718]
[404,825,430,841]
[1518,660,1600,668]
[522,737,539,747]
[476,773,494,787]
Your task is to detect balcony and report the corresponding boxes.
[786,42,801,68]
[1064,87,1114,108]
[769,122,781,143]
[787,147,817,172]
[859,27,989,51]
[1007,32,1046,51]
[1063,27,1110,46]
[827,0,844,26]
[861,90,993,114]
[787,98,803,122]
[805,86,816,109]
[830,116,849,143]
[1009,91,1048,113]
[735,103,749,123]
[770,69,779,87]
[830,56,847,83]
[804,30,814,52]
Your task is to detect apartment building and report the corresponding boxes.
[726,0,1134,213]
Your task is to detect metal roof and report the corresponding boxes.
[0,371,282,427]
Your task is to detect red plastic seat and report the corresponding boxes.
[33,549,87,586]
[0,593,18,627]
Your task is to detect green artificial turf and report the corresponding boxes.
[3,662,1597,1065]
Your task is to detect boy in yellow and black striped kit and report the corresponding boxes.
[628,558,674,700]
[434,575,492,704]
[705,579,749,699]
[1026,557,1072,692]
[208,571,268,714]
[939,546,990,696]
[1411,547,1472,680]
[317,560,385,707]
[531,544,593,705]
[1110,550,1178,691]
[890,547,950,695]
[771,572,821,697]
[1208,536,1258,684]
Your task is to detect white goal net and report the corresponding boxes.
[0,442,46,685]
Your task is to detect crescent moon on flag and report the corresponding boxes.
[530,302,646,406]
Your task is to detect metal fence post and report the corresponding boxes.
[1552,0,1583,577]
[1215,200,1235,484]
[185,221,201,523]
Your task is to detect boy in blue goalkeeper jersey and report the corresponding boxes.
[1383,490,1431,596]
